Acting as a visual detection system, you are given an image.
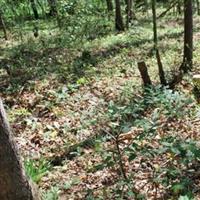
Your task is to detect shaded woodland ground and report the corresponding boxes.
[1,1,200,199]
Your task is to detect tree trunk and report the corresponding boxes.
[0,10,8,40]
[151,0,167,85]
[180,0,193,73]
[48,0,57,16]
[138,61,152,86]
[106,0,113,12]
[115,0,125,31]
[30,0,39,20]
[177,0,181,15]
[125,0,134,28]
[197,0,200,15]
[152,0,157,48]
[0,99,40,200]
[156,49,167,85]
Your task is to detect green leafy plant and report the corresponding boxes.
[42,186,60,200]
[24,158,51,183]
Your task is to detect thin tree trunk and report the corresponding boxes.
[0,10,8,40]
[0,99,40,200]
[180,0,193,73]
[144,0,149,17]
[115,0,125,31]
[125,0,134,28]
[196,0,200,15]
[177,0,181,15]
[152,0,157,47]
[30,0,39,20]
[152,0,167,85]
[106,0,113,12]
[125,0,130,28]
[130,0,135,19]
[156,49,166,85]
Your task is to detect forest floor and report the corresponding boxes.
[1,13,200,200]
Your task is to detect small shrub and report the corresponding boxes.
[42,186,59,200]
[24,158,51,183]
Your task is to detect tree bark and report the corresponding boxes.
[30,0,39,20]
[180,0,193,73]
[156,49,167,85]
[138,61,152,86]
[0,99,40,200]
[151,0,167,85]
[115,0,125,31]
[106,0,113,12]
[125,0,134,28]
[0,10,8,40]
[197,0,200,15]
[152,0,157,48]
[177,0,181,15]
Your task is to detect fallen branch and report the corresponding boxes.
[157,0,179,19]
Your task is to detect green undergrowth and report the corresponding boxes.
[1,9,200,200]
[89,86,199,199]
[24,158,52,184]
[2,14,198,93]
